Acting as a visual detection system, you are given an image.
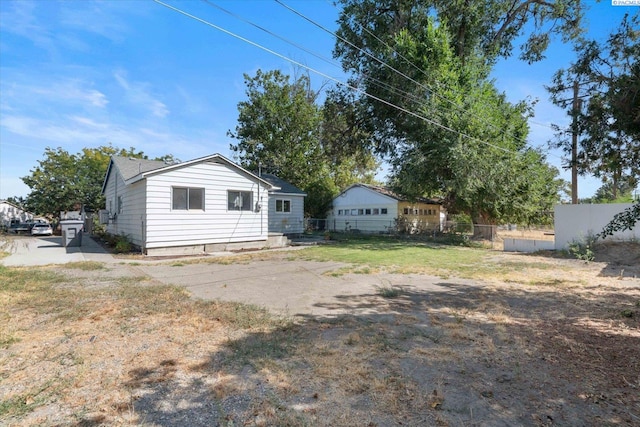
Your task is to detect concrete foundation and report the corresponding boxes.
[144,233,290,256]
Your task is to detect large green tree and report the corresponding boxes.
[335,0,584,68]
[228,69,379,217]
[548,12,640,229]
[229,70,324,188]
[22,145,162,218]
[333,7,562,232]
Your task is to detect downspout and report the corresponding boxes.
[258,163,263,237]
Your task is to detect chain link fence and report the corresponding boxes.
[304,218,554,249]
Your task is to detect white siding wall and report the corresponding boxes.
[0,202,33,227]
[268,194,305,234]
[104,171,146,247]
[144,161,269,249]
[327,187,398,233]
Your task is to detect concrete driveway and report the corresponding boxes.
[0,234,115,266]
[1,234,479,317]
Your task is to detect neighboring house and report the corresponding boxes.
[326,184,445,233]
[260,173,306,235]
[0,200,33,229]
[101,154,279,255]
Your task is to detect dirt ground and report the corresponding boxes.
[1,241,639,426]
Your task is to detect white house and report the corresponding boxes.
[0,200,33,228]
[260,173,306,235]
[101,154,279,255]
[327,184,445,233]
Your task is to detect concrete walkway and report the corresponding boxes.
[0,235,115,267]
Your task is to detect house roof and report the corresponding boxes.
[102,154,278,193]
[111,156,166,181]
[340,183,442,205]
[259,173,306,196]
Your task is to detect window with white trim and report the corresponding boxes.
[227,190,252,211]
[173,187,204,210]
[381,208,388,214]
[276,199,291,213]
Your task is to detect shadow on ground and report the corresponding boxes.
[99,282,640,427]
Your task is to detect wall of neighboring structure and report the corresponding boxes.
[268,193,305,234]
[397,201,443,232]
[554,203,638,250]
[327,186,398,232]
[0,202,33,227]
[144,160,269,252]
[103,170,147,248]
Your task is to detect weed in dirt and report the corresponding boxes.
[115,275,152,286]
[0,333,20,348]
[376,285,403,298]
[63,261,105,271]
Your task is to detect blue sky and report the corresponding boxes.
[0,0,636,201]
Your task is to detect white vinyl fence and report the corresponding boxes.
[554,203,638,250]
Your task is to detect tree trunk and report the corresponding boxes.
[472,212,497,240]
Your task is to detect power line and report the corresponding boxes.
[202,0,561,160]
[201,0,431,111]
[291,0,562,159]
[152,0,535,157]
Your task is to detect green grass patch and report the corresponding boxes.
[299,235,487,278]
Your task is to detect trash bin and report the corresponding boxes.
[60,219,84,247]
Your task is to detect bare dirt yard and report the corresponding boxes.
[1,237,639,426]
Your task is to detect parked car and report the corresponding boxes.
[31,223,53,236]
[9,221,34,234]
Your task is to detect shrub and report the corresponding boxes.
[568,236,596,262]
[113,235,132,254]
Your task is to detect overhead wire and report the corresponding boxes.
[152,0,534,156]
[279,0,564,160]
[201,0,432,113]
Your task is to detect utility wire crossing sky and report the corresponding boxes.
[0,0,635,200]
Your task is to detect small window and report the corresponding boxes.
[358,209,364,215]
[338,209,343,215]
[276,199,291,213]
[428,209,432,215]
[344,210,350,216]
[381,208,388,215]
[173,187,204,210]
[372,208,379,215]
[351,209,358,216]
[365,208,371,215]
[228,190,252,211]
[117,196,123,214]
[403,208,409,215]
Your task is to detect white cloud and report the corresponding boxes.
[0,75,108,111]
[113,70,169,118]
[0,1,54,50]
